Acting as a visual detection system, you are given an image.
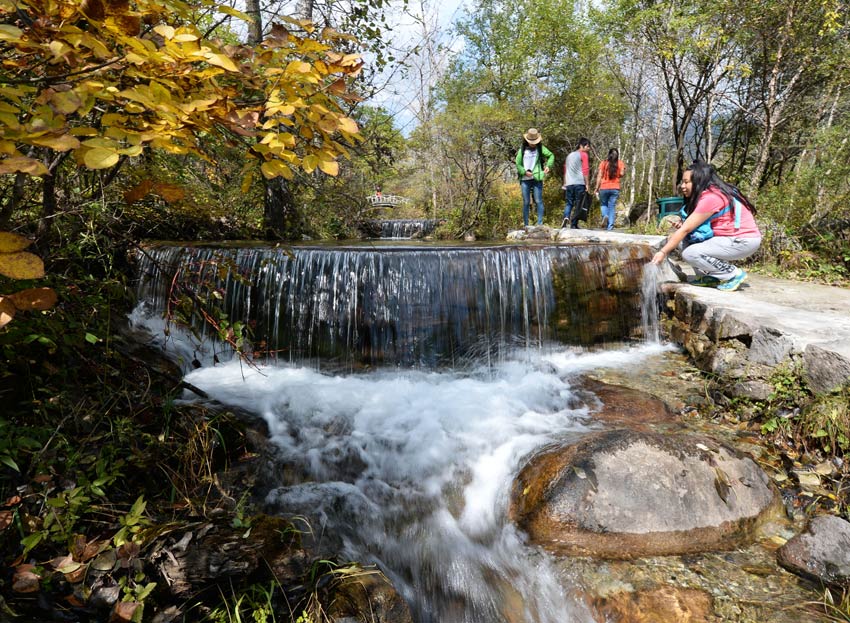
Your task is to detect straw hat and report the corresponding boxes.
[523,128,542,145]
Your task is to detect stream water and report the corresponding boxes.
[131,244,824,622]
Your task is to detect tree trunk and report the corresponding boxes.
[245,0,262,44]
[296,0,314,21]
[37,172,57,238]
[0,172,27,229]
[264,178,299,240]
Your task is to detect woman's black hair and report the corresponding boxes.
[606,148,619,180]
[684,160,756,216]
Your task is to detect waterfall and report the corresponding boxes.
[640,263,661,343]
[133,243,653,369]
[131,240,672,623]
[362,219,441,239]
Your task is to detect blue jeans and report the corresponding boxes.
[564,184,585,228]
[520,179,544,226]
[598,189,619,230]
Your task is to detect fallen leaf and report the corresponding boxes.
[9,287,57,311]
[12,566,40,593]
[0,296,14,328]
[110,600,140,622]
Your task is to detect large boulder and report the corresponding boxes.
[510,430,781,559]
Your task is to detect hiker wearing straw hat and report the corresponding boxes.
[515,128,555,227]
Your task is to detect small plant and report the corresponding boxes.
[797,391,850,457]
[808,586,850,622]
[114,495,151,547]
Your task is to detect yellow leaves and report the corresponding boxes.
[0,232,32,253]
[0,1,362,182]
[266,103,296,117]
[29,134,81,152]
[0,251,45,280]
[82,147,120,169]
[0,156,49,176]
[154,24,176,40]
[0,24,23,43]
[317,116,338,133]
[318,158,339,176]
[204,52,239,72]
[174,32,200,43]
[302,153,319,173]
[0,240,57,326]
[217,5,250,21]
[338,116,359,135]
[286,60,313,75]
[47,89,85,115]
[260,159,294,180]
[259,131,295,149]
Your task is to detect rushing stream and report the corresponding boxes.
[132,242,671,622]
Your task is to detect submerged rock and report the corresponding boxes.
[777,514,850,587]
[590,585,713,623]
[509,430,781,559]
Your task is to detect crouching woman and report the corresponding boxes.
[651,161,761,291]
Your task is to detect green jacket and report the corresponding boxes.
[516,145,555,182]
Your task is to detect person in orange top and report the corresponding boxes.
[592,148,626,230]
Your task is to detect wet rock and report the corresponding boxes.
[777,514,850,587]
[577,379,676,429]
[327,571,414,623]
[591,585,713,623]
[510,430,781,559]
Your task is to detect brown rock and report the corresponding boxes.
[592,586,713,623]
[327,570,414,623]
[578,379,675,429]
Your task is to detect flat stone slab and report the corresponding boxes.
[510,430,781,559]
[507,226,665,247]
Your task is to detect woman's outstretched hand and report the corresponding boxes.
[651,251,666,265]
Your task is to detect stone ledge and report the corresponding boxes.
[662,281,850,395]
[507,226,666,247]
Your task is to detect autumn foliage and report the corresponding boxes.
[0,0,363,184]
[0,231,54,329]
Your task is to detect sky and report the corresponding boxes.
[367,0,470,135]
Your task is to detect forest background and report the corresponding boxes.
[1,0,850,620]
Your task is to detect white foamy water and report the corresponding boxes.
[182,343,670,623]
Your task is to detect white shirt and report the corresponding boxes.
[523,148,538,176]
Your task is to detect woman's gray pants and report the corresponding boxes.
[681,236,762,280]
